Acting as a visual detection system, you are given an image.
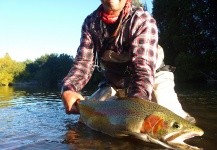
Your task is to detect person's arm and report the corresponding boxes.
[128,10,158,100]
[61,16,94,114]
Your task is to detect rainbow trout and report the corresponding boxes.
[78,96,204,150]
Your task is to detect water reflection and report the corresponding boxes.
[0,86,22,108]
[175,83,217,150]
[62,121,163,150]
[0,84,217,150]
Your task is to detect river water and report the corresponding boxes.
[0,83,216,150]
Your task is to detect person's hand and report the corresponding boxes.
[61,91,84,114]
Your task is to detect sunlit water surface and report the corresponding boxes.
[0,83,216,150]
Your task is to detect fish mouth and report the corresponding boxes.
[165,131,204,150]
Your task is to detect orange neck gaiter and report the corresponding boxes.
[101,0,132,24]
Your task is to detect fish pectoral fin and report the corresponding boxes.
[121,132,175,149]
[146,136,175,149]
[115,132,130,137]
[121,131,149,141]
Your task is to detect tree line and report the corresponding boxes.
[153,0,217,82]
[1,0,216,86]
[0,53,103,86]
[0,53,69,86]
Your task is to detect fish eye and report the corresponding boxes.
[172,122,180,129]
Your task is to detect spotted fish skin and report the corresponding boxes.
[78,98,204,150]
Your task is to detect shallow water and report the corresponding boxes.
[0,83,216,150]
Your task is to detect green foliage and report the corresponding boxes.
[152,0,216,81]
[0,53,25,85]
[26,53,74,86]
[174,52,202,82]
[0,52,103,87]
[153,0,216,61]
[0,71,13,86]
[0,53,74,86]
[202,51,217,73]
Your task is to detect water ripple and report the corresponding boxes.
[0,85,217,150]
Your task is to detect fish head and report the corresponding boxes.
[139,111,204,149]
